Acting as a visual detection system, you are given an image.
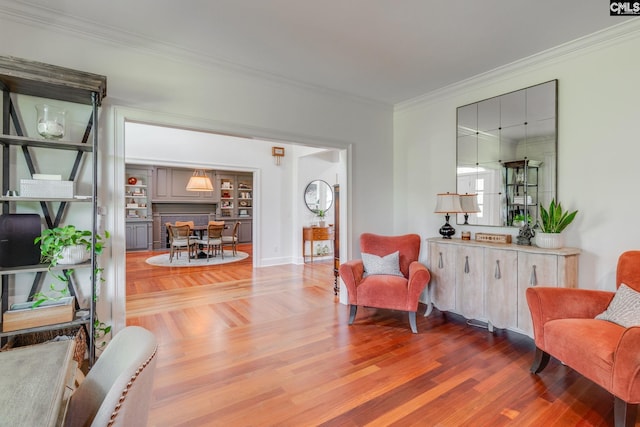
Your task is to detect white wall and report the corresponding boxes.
[0,13,393,330]
[394,21,640,291]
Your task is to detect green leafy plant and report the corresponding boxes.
[316,209,326,218]
[35,225,109,267]
[538,199,578,233]
[32,225,111,349]
[31,271,72,308]
[94,317,112,349]
[513,213,532,225]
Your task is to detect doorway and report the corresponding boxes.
[111,111,349,332]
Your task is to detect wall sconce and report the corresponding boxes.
[186,169,214,191]
[272,146,285,166]
[459,193,480,225]
[434,192,462,239]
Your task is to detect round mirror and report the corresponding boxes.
[304,180,333,214]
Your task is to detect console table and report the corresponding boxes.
[302,226,334,263]
[427,237,580,337]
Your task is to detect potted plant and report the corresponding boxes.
[316,209,326,227]
[33,225,112,349]
[35,225,109,266]
[513,213,532,227]
[536,199,578,249]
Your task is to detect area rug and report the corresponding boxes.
[145,251,249,267]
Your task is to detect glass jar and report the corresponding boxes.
[36,104,66,139]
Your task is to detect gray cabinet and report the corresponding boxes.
[125,165,153,250]
[238,221,252,243]
[126,222,152,250]
[152,167,218,203]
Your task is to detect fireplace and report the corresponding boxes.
[152,203,216,249]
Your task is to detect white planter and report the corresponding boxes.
[535,232,565,249]
[57,244,90,265]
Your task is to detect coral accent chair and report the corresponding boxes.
[339,233,431,333]
[526,251,640,427]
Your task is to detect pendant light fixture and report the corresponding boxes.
[186,169,214,191]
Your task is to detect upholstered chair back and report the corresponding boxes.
[64,326,158,427]
[617,250,640,292]
[359,233,421,279]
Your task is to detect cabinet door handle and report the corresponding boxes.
[438,252,443,269]
[530,265,537,286]
[495,260,501,279]
[464,256,470,274]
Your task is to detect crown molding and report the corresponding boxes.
[395,19,640,113]
[0,0,390,110]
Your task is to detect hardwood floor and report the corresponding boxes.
[126,246,633,426]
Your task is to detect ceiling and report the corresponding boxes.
[3,0,632,104]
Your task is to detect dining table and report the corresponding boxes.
[191,224,207,239]
[190,224,211,258]
[0,339,77,427]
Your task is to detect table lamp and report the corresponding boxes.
[459,193,480,225]
[434,192,462,239]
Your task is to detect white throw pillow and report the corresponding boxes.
[595,283,640,327]
[361,251,403,278]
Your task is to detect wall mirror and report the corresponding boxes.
[304,180,333,214]
[456,80,557,227]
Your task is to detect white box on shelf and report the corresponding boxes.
[32,174,62,181]
[513,195,533,205]
[20,179,74,198]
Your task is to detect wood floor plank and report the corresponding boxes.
[125,247,637,426]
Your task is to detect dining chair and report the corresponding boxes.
[221,221,240,256]
[63,326,158,427]
[196,222,224,260]
[175,220,195,235]
[166,223,196,262]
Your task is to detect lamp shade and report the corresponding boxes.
[459,194,480,213]
[434,193,462,214]
[186,170,214,191]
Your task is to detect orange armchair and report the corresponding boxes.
[339,233,431,333]
[527,251,640,427]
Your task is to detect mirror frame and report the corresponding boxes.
[456,80,557,227]
[304,180,334,214]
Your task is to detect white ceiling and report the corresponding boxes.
[3,0,632,104]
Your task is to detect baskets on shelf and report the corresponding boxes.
[0,326,87,365]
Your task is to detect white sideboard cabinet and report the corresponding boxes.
[427,237,580,337]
